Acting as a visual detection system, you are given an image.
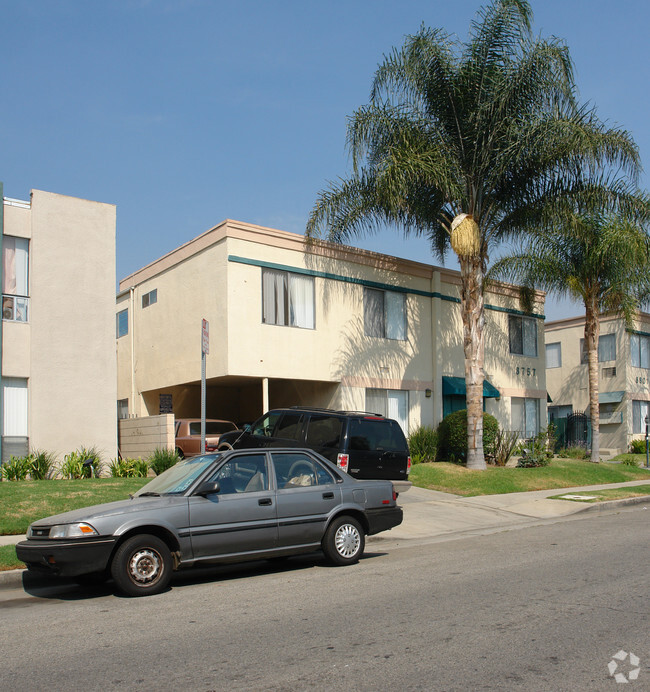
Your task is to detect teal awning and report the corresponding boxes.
[599,390,625,404]
[442,376,500,399]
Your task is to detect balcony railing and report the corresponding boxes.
[2,295,29,322]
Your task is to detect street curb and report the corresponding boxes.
[559,494,650,514]
[0,568,25,590]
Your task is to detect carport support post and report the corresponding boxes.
[263,377,269,413]
[201,319,209,454]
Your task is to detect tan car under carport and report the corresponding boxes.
[175,418,238,457]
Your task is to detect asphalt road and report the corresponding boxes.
[2,506,649,691]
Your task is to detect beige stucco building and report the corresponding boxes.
[117,219,546,440]
[1,186,117,462]
[545,313,650,456]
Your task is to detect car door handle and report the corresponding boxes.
[322,492,334,499]
[258,498,273,506]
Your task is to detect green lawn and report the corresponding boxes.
[0,477,149,535]
[409,458,650,496]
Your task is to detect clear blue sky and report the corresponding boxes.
[2,0,648,320]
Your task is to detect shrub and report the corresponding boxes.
[1,455,32,481]
[59,451,86,479]
[630,439,646,454]
[620,456,640,467]
[437,409,499,463]
[109,457,150,478]
[516,427,554,468]
[408,426,438,463]
[78,445,103,477]
[491,429,520,466]
[558,446,589,460]
[29,450,57,480]
[149,447,180,476]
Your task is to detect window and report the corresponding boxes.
[2,236,29,322]
[304,415,343,449]
[116,309,128,338]
[142,289,157,308]
[366,388,408,434]
[508,315,537,356]
[2,377,28,436]
[546,342,561,369]
[632,400,650,434]
[117,399,129,419]
[631,334,650,369]
[364,288,406,340]
[580,333,616,364]
[262,269,314,329]
[272,452,335,488]
[548,405,572,422]
[209,454,269,493]
[511,397,539,438]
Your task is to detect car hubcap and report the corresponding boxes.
[335,524,360,558]
[128,548,162,585]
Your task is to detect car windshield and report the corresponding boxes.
[133,454,221,496]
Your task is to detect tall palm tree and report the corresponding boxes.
[306,0,640,469]
[492,201,650,462]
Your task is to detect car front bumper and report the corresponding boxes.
[15,536,117,577]
[365,506,403,536]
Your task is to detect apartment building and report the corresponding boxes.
[117,219,546,438]
[545,312,650,455]
[1,185,117,462]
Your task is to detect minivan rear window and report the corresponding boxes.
[347,419,405,451]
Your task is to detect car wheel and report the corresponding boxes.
[322,516,365,566]
[175,448,185,459]
[110,534,173,597]
[218,442,234,451]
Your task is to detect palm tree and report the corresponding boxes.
[306,0,640,469]
[492,201,650,462]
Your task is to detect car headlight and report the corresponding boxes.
[47,523,99,539]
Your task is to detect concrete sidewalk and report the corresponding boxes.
[2,479,650,590]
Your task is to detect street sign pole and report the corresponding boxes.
[201,319,209,454]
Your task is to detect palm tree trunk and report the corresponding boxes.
[459,255,486,470]
[584,300,600,462]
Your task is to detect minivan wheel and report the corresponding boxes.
[322,516,365,566]
[110,534,173,597]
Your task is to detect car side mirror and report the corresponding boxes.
[195,481,221,496]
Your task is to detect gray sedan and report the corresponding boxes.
[16,448,403,596]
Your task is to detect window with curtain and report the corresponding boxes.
[363,288,406,340]
[545,342,561,369]
[630,334,650,369]
[633,400,650,433]
[2,236,29,322]
[366,388,409,434]
[262,268,314,329]
[2,378,28,437]
[511,397,539,438]
[508,315,537,356]
[580,333,617,364]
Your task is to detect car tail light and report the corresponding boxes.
[392,488,398,501]
[205,445,217,452]
[337,453,349,473]
[407,456,412,474]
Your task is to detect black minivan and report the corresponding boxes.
[218,407,411,482]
